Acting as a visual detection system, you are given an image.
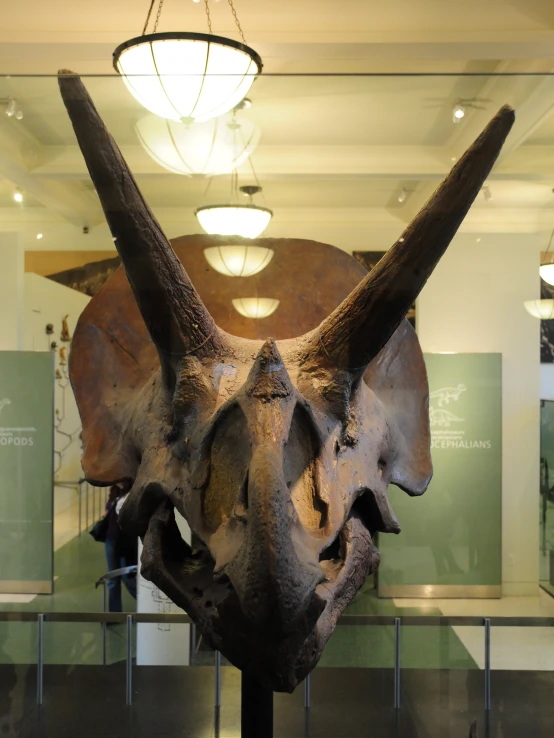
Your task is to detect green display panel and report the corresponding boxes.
[0,352,54,594]
[378,353,502,598]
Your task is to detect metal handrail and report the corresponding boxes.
[5,609,552,711]
[1,611,553,626]
[95,565,138,588]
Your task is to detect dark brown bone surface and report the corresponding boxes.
[59,71,514,692]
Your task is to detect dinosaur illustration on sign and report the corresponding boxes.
[430,383,467,407]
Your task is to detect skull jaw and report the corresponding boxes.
[140,501,379,692]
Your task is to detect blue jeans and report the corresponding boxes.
[104,538,137,612]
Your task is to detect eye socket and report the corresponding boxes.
[285,404,327,531]
[202,405,251,532]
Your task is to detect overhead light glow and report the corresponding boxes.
[452,103,465,122]
[136,112,260,176]
[13,189,23,203]
[196,204,272,239]
[204,245,274,277]
[36,233,43,240]
[114,33,262,123]
[524,299,554,320]
[232,297,279,319]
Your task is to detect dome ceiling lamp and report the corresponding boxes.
[539,225,554,287]
[135,98,260,177]
[524,300,554,320]
[113,0,262,123]
[196,160,273,239]
[232,297,280,319]
[204,244,274,277]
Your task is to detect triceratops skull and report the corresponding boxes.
[59,72,514,691]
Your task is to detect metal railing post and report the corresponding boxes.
[102,581,108,666]
[214,650,221,708]
[484,618,491,711]
[394,617,401,709]
[37,614,44,705]
[78,482,82,537]
[126,614,133,706]
[304,673,311,709]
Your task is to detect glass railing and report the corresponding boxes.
[0,611,552,737]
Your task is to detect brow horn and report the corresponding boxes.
[301,105,515,374]
[58,71,226,376]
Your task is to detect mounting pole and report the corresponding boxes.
[241,671,273,738]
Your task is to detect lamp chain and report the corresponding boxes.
[153,0,165,32]
[141,0,157,34]
[227,0,247,44]
[204,0,213,34]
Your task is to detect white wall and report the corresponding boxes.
[136,512,191,666]
[540,364,554,400]
[23,273,90,508]
[0,233,24,350]
[418,233,540,595]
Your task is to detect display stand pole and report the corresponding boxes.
[241,672,274,738]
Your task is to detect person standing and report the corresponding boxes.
[103,484,137,612]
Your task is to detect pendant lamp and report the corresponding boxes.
[204,245,274,277]
[232,297,279,319]
[197,183,273,239]
[135,104,260,176]
[114,0,262,123]
[539,228,554,286]
[524,300,554,320]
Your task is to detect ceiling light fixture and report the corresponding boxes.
[204,245,274,277]
[36,233,43,240]
[113,0,262,123]
[232,297,279,319]
[136,101,260,176]
[197,161,273,240]
[540,225,554,286]
[13,188,23,203]
[524,300,554,320]
[2,97,23,120]
[397,188,407,204]
[452,102,465,123]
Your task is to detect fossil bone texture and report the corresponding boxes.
[59,71,514,692]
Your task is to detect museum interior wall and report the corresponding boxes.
[0,218,543,597]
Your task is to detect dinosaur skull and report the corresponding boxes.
[59,72,514,691]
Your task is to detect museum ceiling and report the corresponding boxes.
[1,0,554,261]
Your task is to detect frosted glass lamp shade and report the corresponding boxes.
[232,297,279,319]
[196,205,272,238]
[524,299,554,319]
[136,114,260,176]
[540,263,554,286]
[114,33,262,123]
[204,246,274,277]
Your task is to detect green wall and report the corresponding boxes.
[0,352,54,593]
[379,353,502,596]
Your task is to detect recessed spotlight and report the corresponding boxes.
[13,188,23,203]
[451,156,457,162]
[476,237,482,243]
[397,188,407,204]
[452,103,465,123]
[36,233,43,240]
